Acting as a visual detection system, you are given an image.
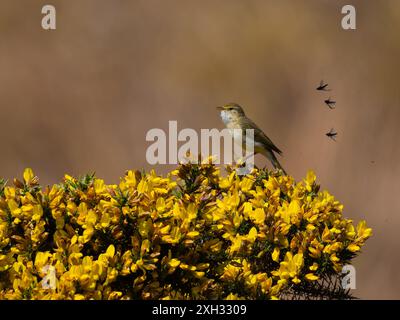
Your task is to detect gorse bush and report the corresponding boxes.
[0,164,371,300]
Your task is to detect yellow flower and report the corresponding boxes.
[272,248,280,262]
[305,273,319,281]
[229,235,243,254]
[309,239,324,258]
[240,177,254,193]
[279,200,301,225]
[330,253,340,262]
[186,231,199,238]
[156,197,166,213]
[247,227,258,242]
[168,259,181,268]
[217,191,240,213]
[272,252,303,281]
[323,241,342,255]
[0,165,371,300]
[356,220,372,240]
[322,226,332,242]
[292,277,301,284]
[34,252,52,273]
[108,291,123,300]
[309,263,318,271]
[221,263,241,281]
[304,170,316,191]
[347,243,360,252]
[225,293,243,300]
[23,168,35,184]
[94,179,106,194]
[106,245,115,258]
[137,179,148,194]
[306,224,316,232]
[100,212,111,228]
[219,172,235,189]
[124,170,137,188]
[345,223,356,238]
[138,219,153,238]
[248,208,266,225]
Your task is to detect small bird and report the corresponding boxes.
[217,103,286,174]
[316,80,330,91]
[326,128,337,141]
[324,97,336,109]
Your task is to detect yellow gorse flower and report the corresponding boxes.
[0,166,371,300]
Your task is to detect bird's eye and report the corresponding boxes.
[229,108,233,110]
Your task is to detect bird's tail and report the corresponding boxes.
[269,152,287,175]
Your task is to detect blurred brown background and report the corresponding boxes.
[0,0,399,299]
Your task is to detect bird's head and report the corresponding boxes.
[217,103,246,123]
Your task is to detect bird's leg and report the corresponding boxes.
[234,153,255,175]
[236,153,255,165]
[234,153,254,168]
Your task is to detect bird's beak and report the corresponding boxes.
[216,106,224,110]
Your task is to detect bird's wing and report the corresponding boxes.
[245,118,283,155]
